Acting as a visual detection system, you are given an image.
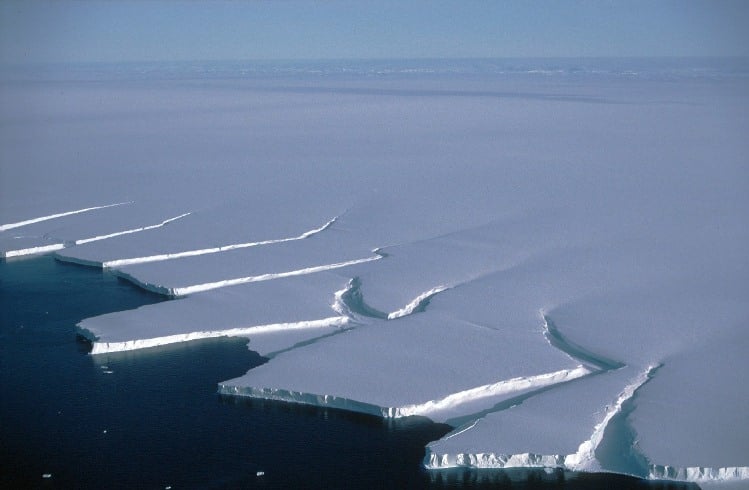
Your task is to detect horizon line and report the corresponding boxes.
[3,55,749,67]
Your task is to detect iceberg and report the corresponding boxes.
[2,59,747,486]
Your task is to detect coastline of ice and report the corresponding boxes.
[424,366,657,472]
[87,317,349,355]
[76,272,355,357]
[219,366,592,420]
[2,59,747,486]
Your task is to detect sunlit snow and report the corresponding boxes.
[1,59,747,485]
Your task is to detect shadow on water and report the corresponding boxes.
[428,468,701,489]
[1,256,700,489]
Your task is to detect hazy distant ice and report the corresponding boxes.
[1,59,747,485]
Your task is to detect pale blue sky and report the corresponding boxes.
[1,0,748,64]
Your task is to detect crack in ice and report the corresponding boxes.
[75,213,190,245]
[395,366,592,419]
[116,251,385,297]
[542,315,625,371]
[423,365,659,473]
[331,277,388,320]
[387,285,450,319]
[332,277,450,321]
[100,216,338,269]
[0,202,131,232]
[219,366,592,422]
[565,365,659,472]
[4,212,189,258]
[84,317,349,354]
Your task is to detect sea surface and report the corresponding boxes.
[0,256,698,489]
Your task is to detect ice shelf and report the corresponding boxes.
[2,60,747,486]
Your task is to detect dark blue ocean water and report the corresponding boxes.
[0,256,697,489]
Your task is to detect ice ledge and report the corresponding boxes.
[112,252,384,297]
[82,316,348,354]
[649,465,749,482]
[218,366,591,421]
[397,366,591,420]
[423,362,749,485]
[3,243,66,258]
[217,385,393,418]
[426,452,566,469]
[425,366,658,472]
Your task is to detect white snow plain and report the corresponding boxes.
[1,59,748,486]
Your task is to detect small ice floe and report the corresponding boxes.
[102,430,107,434]
[256,471,265,477]
[42,474,52,479]
[102,370,114,374]
[165,486,172,489]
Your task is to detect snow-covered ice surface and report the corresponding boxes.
[77,273,352,356]
[2,58,748,486]
[424,366,649,471]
